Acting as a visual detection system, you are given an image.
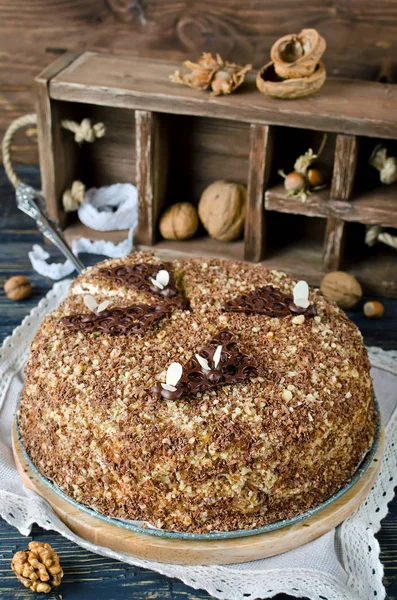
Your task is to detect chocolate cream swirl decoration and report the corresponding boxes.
[152,329,259,401]
[98,262,188,309]
[223,281,316,317]
[61,295,170,335]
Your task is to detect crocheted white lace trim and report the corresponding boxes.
[0,280,395,600]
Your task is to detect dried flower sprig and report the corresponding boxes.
[278,135,327,202]
[170,53,252,96]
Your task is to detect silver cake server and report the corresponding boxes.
[15,182,84,274]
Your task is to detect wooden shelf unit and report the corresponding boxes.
[36,51,397,296]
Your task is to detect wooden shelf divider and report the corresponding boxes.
[322,134,359,271]
[244,124,274,262]
[36,51,80,228]
[134,110,167,247]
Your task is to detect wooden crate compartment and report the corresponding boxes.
[267,127,335,189]
[38,97,136,238]
[262,213,326,283]
[342,222,397,296]
[151,115,249,262]
[35,52,397,297]
[348,136,397,228]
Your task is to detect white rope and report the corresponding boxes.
[365,225,397,250]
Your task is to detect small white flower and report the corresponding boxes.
[151,269,170,290]
[293,280,310,309]
[161,362,183,391]
[84,295,111,313]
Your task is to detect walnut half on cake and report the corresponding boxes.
[18,251,377,533]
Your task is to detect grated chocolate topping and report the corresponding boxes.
[17,252,376,534]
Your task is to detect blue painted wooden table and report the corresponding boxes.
[0,166,396,600]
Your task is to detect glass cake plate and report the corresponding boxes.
[15,398,381,541]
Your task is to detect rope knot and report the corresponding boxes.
[62,180,86,212]
[61,118,106,144]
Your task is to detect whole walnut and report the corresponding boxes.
[198,181,246,242]
[4,276,32,301]
[320,271,362,309]
[11,541,63,593]
[159,202,199,240]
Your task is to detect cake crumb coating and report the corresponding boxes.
[18,252,377,533]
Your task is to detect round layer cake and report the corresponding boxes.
[18,251,377,533]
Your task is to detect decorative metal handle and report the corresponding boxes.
[15,183,85,274]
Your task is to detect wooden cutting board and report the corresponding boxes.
[12,419,384,565]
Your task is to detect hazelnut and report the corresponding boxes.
[307,168,324,186]
[159,202,199,240]
[4,276,32,301]
[320,271,362,310]
[211,70,233,95]
[363,300,384,318]
[284,171,306,191]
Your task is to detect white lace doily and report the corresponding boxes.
[0,280,396,600]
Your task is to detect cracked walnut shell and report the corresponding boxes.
[11,541,63,593]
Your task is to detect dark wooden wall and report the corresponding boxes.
[1,0,396,164]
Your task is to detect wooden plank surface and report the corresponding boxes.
[265,184,397,228]
[0,165,396,599]
[2,1,397,164]
[46,53,397,139]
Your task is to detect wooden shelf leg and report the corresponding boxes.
[35,52,80,228]
[322,134,359,271]
[244,124,274,263]
[135,110,167,246]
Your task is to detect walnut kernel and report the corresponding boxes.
[11,541,63,593]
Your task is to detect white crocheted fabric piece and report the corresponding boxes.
[0,280,396,600]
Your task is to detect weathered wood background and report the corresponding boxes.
[1,0,397,164]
